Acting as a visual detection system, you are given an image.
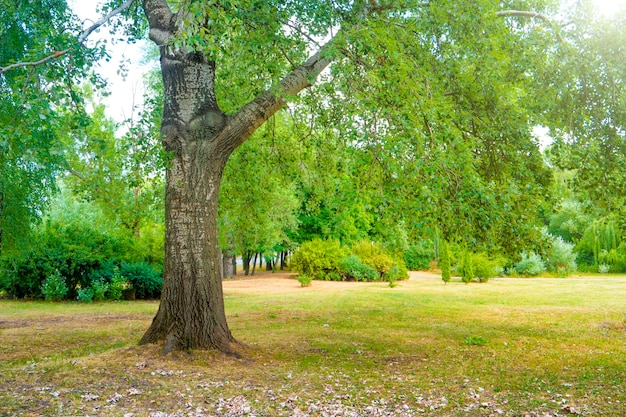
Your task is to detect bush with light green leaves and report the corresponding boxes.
[291,239,348,277]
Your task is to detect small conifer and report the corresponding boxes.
[461,250,474,284]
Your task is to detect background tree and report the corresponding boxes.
[542,4,626,214]
[64,87,165,238]
[219,119,299,276]
[0,0,99,255]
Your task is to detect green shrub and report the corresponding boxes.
[315,271,330,280]
[297,274,312,287]
[386,264,400,288]
[369,253,394,276]
[460,251,474,284]
[575,250,594,270]
[577,220,620,266]
[107,272,127,300]
[547,236,577,275]
[515,251,546,276]
[41,271,68,301]
[87,259,117,283]
[327,272,342,281]
[351,240,403,279]
[90,279,109,301]
[598,263,610,274]
[0,251,48,299]
[121,262,163,299]
[440,241,451,284]
[291,239,348,277]
[404,242,434,270]
[339,255,379,281]
[77,287,94,303]
[598,248,626,273]
[0,222,143,299]
[471,253,500,283]
[392,259,409,281]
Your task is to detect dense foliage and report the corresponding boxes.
[0,188,163,300]
[290,239,408,283]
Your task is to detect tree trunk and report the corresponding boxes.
[140,139,235,353]
[222,251,233,279]
[266,255,273,271]
[232,254,237,276]
[251,253,258,276]
[243,252,251,276]
[140,0,335,354]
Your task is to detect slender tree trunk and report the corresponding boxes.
[222,251,233,279]
[266,255,273,271]
[243,252,251,276]
[232,254,237,276]
[251,253,258,275]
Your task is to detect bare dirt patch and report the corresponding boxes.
[0,313,148,330]
[223,270,384,293]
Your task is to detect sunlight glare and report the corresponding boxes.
[592,0,626,16]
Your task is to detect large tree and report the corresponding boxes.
[4,0,593,353]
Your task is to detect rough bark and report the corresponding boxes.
[140,150,235,353]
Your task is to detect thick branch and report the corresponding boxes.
[214,0,388,155]
[0,0,136,75]
[217,38,335,155]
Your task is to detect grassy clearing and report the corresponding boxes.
[1,273,625,416]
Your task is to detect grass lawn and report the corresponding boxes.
[1,272,625,416]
